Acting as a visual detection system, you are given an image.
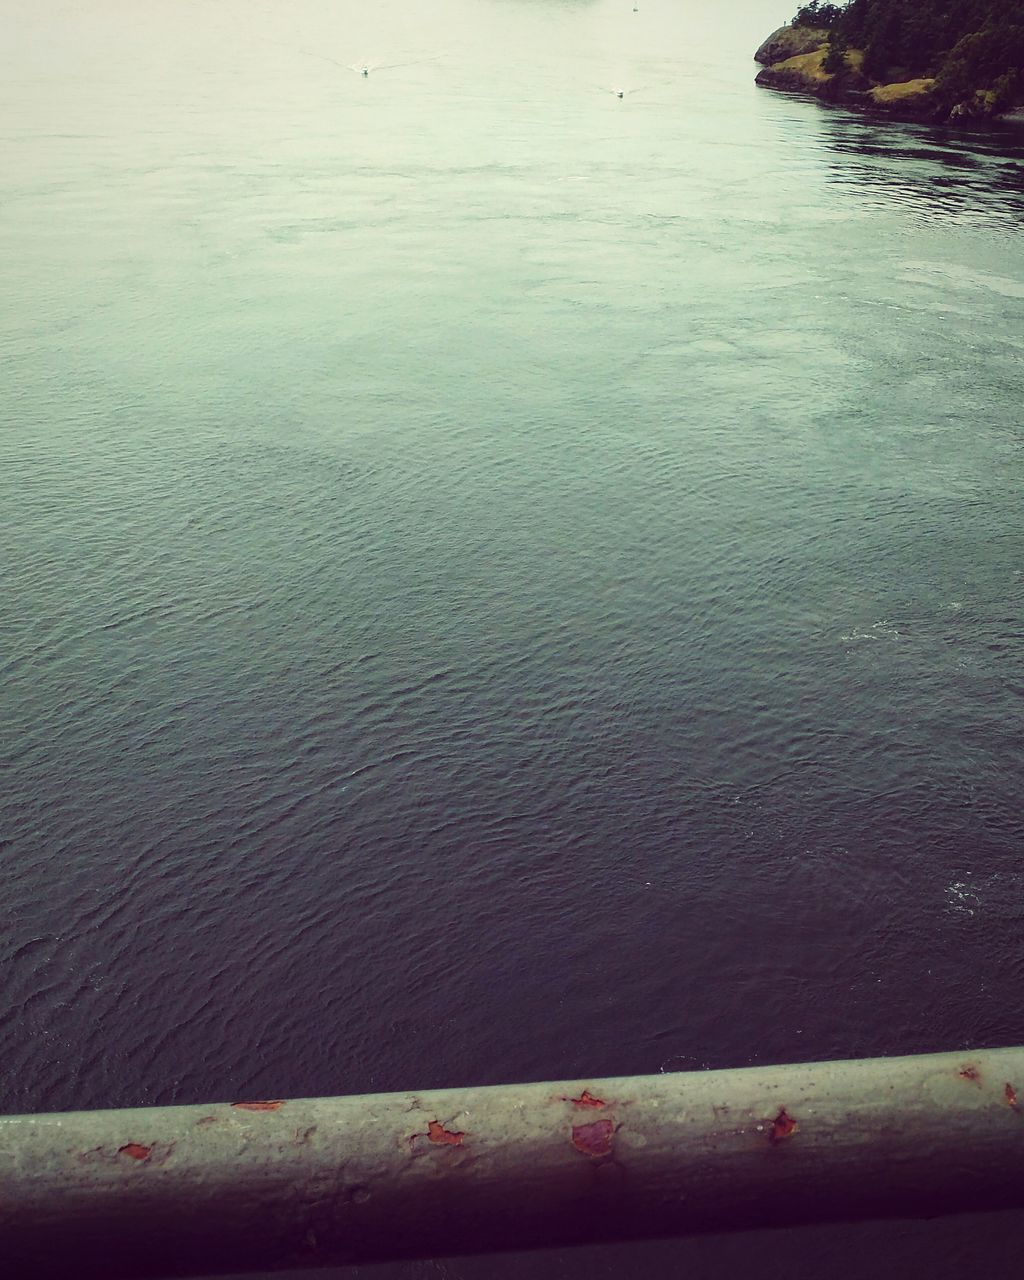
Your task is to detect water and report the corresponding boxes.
[3,0,1024,1274]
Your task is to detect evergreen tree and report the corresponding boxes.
[823,34,850,73]
[790,0,1024,95]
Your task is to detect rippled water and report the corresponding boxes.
[3,0,1024,1275]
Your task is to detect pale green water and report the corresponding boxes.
[3,1,1024,1275]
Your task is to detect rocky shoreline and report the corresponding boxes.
[754,24,1016,123]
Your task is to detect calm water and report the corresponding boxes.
[3,0,1024,1274]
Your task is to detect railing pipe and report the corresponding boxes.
[3,1047,1024,1277]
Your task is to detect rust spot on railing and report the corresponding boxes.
[769,1108,798,1143]
[958,1066,981,1085]
[572,1118,614,1157]
[427,1121,465,1146]
[567,1090,606,1108]
[118,1143,152,1161]
[1005,1083,1020,1110]
[231,1100,284,1111]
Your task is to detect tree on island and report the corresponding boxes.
[790,0,1024,110]
[793,2,844,28]
[822,31,850,73]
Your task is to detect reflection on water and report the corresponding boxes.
[819,112,1024,227]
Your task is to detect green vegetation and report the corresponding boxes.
[793,2,844,28]
[822,30,850,72]
[791,0,1024,112]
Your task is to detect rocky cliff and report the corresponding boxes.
[754,24,830,66]
[755,26,935,117]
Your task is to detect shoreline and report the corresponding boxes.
[753,24,1022,126]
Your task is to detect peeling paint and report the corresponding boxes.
[572,1118,614,1157]
[119,1143,152,1161]
[568,1090,606,1109]
[958,1066,981,1085]
[231,1101,284,1111]
[1006,1083,1020,1110]
[427,1120,465,1147]
[769,1108,797,1143]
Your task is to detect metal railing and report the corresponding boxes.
[3,1046,1024,1277]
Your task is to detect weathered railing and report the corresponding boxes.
[3,1047,1024,1277]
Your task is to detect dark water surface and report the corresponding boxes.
[3,0,1024,1274]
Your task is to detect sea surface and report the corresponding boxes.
[3,0,1024,1275]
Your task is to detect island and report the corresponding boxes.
[755,0,1024,122]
